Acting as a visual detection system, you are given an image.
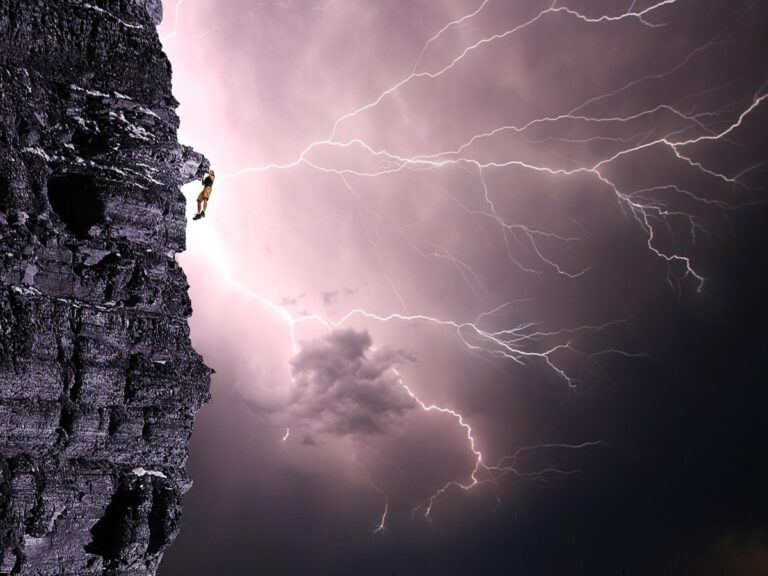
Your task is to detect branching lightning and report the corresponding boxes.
[222,274,617,529]
[218,0,765,290]
[175,0,767,531]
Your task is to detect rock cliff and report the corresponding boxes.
[0,1,211,573]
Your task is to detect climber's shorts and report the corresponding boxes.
[197,186,212,202]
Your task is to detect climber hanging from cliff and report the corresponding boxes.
[192,169,215,220]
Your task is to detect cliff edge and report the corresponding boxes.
[0,1,211,573]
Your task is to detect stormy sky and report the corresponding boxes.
[156,1,768,574]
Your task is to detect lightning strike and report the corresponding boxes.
[220,266,616,523]
[161,0,184,41]
[352,449,390,534]
[215,0,764,292]
[176,0,766,531]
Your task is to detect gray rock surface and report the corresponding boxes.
[0,1,211,574]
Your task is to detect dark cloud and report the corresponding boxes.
[289,329,416,436]
[301,434,318,446]
[320,290,338,305]
[280,292,305,306]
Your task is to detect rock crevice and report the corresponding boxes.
[0,1,211,574]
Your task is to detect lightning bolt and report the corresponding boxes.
[216,270,616,524]
[172,0,766,529]
[161,0,184,41]
[217,0,764,291]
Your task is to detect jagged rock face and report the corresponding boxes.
[0,1,211,574]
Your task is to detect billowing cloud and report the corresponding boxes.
[289,329,415,436]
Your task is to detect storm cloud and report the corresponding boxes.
[290,329,415,436]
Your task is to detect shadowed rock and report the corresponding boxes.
[0,1,211,574]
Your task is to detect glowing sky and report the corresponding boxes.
[156,1,768,574]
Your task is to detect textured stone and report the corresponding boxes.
[0,1,210,574]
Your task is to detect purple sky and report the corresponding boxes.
[155,1,768,574]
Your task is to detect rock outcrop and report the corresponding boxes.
[0,1,211,574]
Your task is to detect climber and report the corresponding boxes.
[192,169,215,220]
